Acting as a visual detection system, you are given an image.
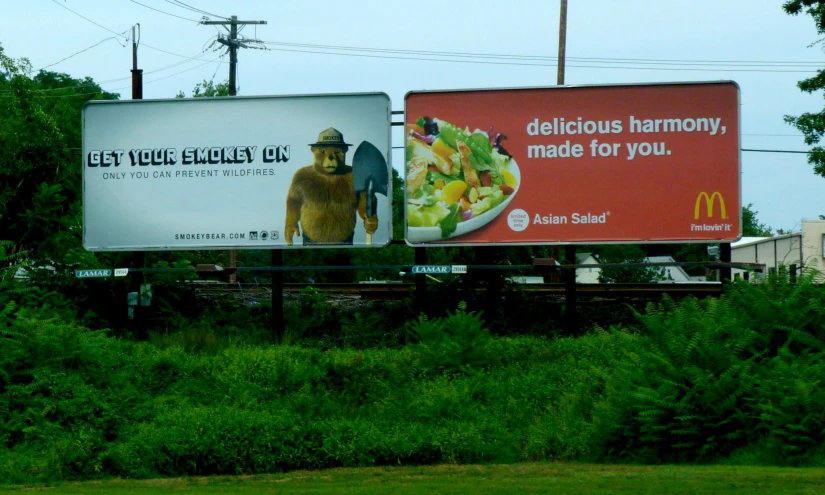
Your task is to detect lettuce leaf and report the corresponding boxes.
[438,204,461,238]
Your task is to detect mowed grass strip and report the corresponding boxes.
[3,462,825,494]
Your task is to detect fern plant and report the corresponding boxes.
[757,345,825,464]
[721,273,825,355]
[600,294,762,462]
[0,239,30,295]
[405,301,500,374]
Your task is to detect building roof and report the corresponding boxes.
[731,233,801,249]
[643,256,693,283]
[731,236,771,247]
[576,252,598,264]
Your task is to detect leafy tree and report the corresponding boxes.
[176,79,230,98]
[782,0,825,176]
[592,244,666,283]
[0,44,140,329]
[0,44,118,265]
[742,203,774,237]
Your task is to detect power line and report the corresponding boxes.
[128,0,199,22]
[743,133,802,137]
[50,0,129,40]
[200,16,267,96]
[258,40,825,68]
[0,51,224,97]
[49,0,222,65]
[742,148,810,154]
[129,55,224,87]
[37,36,122,71]
[260,45,819,73]
[207,52,227,85]
[0,50,223,94]
[165,0,228,20]
[36,55,226,97]
[1,55,222,99]
[140,42,222,62]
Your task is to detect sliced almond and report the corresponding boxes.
[468,187,479,203]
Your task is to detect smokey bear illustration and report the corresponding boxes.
[284,128,379,245]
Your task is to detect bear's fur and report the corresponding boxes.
[284,145,377,245]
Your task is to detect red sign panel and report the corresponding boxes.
[403,81,741,245]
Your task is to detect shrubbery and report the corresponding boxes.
[591,271,825,465]
[2,271,825,485]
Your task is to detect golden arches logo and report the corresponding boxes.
[694,191,726,220]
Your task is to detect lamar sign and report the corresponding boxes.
[403,81,741,246]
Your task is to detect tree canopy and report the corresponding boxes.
[0,44,118,264]
[783,0,825,176]
[742,203,774,237]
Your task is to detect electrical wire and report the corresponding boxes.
[258,40,825,68]
[118,54,224,88]
[165,0,228,20]
[260,45,819,73]
[139,43,220,62]
[128,0,199,22]
[43,0,823,74]
[37,36,122,71]
[49,0,221,65]
[24,54,226,96]
[205,51,227,89]
[1,54,222,98]
[0,50,224,95]
[742,133,803,137]
[49,0,129,40]
[742,148,810,154]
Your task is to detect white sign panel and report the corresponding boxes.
[82,92,392,251]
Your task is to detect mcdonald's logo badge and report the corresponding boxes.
[694,191,727,220]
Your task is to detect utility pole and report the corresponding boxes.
[550,0,568,286]
[200,15,267,95]
[130,24,146,339]
[131,24,142,99]
[200,15,267,284]
[558,0,567,86]
[200,15,278,336]
[556,0,578,335]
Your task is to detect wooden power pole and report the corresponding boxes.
[130,24,146,338]
[200,15,267,283]
[199,15,268,94]
[556,0,578,335]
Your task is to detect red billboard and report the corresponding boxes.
[403,81,741,246]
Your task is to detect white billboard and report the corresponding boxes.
[81,92,392,251]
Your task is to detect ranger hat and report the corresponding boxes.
[309,127,352,147]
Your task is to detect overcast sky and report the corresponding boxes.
[2,0,824,233]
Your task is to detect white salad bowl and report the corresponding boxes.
[406,157,521,243]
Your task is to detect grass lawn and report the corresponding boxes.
[2,462,825,494]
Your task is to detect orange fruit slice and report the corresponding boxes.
[442,180,468,205]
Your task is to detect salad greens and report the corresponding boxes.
[406,116,517,238]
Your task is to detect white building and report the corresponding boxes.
[731,219,825,281]
[643,255,694,283]
[575,252,602,283]
[508,252,602,284]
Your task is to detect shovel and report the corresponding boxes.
[352,140,389,245]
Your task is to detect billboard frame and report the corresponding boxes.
[81,91,393,252]
[402,79,742,247]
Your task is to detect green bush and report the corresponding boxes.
[589,273,825,465]
[3,273,825,485]
[405,302,499,373]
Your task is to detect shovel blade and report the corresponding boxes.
[352,140,389,196]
